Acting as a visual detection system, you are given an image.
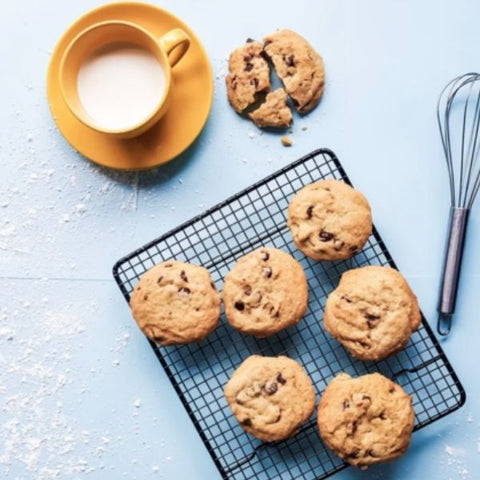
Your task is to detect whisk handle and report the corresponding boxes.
[437,207,470,335]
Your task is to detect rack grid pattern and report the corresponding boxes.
[113,149,465,480]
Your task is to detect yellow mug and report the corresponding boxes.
[59,20,190,138]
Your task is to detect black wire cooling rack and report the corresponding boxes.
[113,148,466,480]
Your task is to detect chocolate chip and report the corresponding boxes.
[251,78,259,88]
[164,263,173,268]
[285,54,295,67]
[351,421,358,434]
[263,267,272,278]
[379,411,387,420]
[244,62,254,72]
[324,187,331,192]
[244,285,252,296]
[263,382,278,395]
[341,295,352,303]
[348,449,359,459]
[260,251,269,261]
[389,385,396,394]
[234,301,245,311]
[349,245,359,252]
[143,294,149,301]
[276,373,287,385]
[210,281,216,290]
[319,230,334,242]
[246,37,254,43]
[367,449,377,457]
[243,54,252,62]
[136,286,141,291]
[264,39,272,47]
[342,400,350,410]
[365,313,379,329]
[306,206,314,218]
[254,291,263,303]
[264,302,275,315]
[178,287,191,295]
[242,418,252,426]
[157,276,163,285]
[180,270,188,282]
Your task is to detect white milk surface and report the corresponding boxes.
[77,43,166,131]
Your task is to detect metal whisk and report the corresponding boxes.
[436,72,480,335]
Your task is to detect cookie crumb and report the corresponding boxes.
[281,136,293,147]
[301,126,308,131]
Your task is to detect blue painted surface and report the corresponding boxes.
[1,0,479,478]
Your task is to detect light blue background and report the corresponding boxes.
[1,0,479,479]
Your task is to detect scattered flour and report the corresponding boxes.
[75,203,87,214]
[443,443,470,479]
[0,300,110,478]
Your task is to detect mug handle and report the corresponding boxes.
[159,28,190,68]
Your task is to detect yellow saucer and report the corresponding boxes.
[47,2,214,170]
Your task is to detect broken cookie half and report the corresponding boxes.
[249,88,292,129]
[263,29,325,114]
[225,40,271,113]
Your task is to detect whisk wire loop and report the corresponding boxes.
[437,72,480,209]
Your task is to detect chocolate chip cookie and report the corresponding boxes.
[287,179,372,261]
[317,372,415,469]
[130,261,220,346]
[249,88,293,128]
[223,247,308,337]
[263,29,325,113]
[224,355,316,442]
[324,266,421,360]
[226,39,271,113]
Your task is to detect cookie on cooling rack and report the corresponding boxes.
[224,355,316,442]
[324,266,421,361]
[287,179,372,261]
[223,247,308,337]
[129,261,220,346]
[317,372,415,469]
